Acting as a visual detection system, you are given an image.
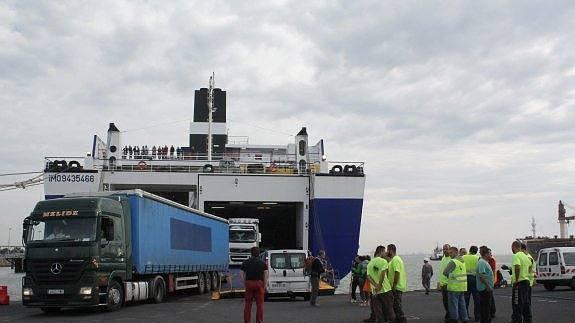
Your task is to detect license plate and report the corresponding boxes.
[47,289,64,295]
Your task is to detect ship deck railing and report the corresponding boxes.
[43,156,365,176]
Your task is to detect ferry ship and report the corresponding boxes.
[42,77,366,282]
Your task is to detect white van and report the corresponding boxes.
[261,249,311,300]
[536,247,575,290]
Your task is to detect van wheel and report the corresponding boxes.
[152,276,166,303]
[41,307,61,314]
[570,278,575,290]
[543,283,556,291]
[106,280,124,311]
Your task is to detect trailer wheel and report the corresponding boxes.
[152,276,166,303]
[204,273,211,293]
[41,307,61,314]
[106,280,124,311]
[197,272,206,294]
[211,272,220,291]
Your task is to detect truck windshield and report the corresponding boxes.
[26,218,97,243]
[564,252,575,266]
[229,230,257,243]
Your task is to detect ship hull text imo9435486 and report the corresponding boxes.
[23,78,366,311]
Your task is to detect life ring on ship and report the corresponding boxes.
[137,161,147,171]
[343,164,357,174]
[68,160,81,169]
[203,164,214,173]
[330,165,343,175]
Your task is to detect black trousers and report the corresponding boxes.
[490,291,496,317]
[442,287,449,319]
[374,291,395,323]
[351,275,360,300]
[511,280,532,323]
[479,290,493,323]
[392,290,406,323]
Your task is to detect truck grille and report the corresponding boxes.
[26,259,87,285]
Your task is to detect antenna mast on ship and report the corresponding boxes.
[207,72,215,162]
[531,217,536,238]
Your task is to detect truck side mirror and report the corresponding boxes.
[257,233,262,243]
[22,219,30,244]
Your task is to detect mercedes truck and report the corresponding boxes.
[21,190,228,313]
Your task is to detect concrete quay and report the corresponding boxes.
[1,285,573,322]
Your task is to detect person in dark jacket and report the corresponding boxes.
[241,247,268,323]
[310,250,325,306]
[351,255,362,302]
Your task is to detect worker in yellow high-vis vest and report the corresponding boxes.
[443,246,469,322]
[437,244,452,321]
[462,246,481,321]
[387,244,407,323]
[511,241,532,323]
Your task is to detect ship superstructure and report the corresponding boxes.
[42,79,366,281]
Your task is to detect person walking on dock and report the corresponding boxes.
[388,244,407,323]
[421,259,433,295]
[241,247,268,323]
[366,245,395,323]
[511,241,532,323]
[351,255,362,303]
[437,243,452,321]
[443,246,469,323]
[476,246,494,323]
[463,245,481,321]
[309,250,325,307]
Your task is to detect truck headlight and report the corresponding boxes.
[23,287,34,296]
[79,287,92,295]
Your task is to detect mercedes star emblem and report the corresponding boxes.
[50,263,63,275]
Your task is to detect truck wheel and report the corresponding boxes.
[41,307,61,314]
[106,280,124,311]
[303,293,311,301]
[544,283,556,291]
[152,276,166,303]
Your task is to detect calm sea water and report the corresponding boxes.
[0,254,514,301]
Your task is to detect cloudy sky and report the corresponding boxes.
[2,0,575,255]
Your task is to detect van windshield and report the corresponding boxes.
[564,252,575,266]
[270,253,306,269]
[26,218,97,243]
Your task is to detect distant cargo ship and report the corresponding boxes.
[520,201,575,257]
[42,76,366,283]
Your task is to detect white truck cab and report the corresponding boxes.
[536,247,575,290]
[261,249,311,300]
[229,218,261,265]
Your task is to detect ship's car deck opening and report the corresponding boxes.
[204,201,299,250]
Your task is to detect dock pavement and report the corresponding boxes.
[1,285,574,322]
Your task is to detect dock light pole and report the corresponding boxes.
[7,227,12,247]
